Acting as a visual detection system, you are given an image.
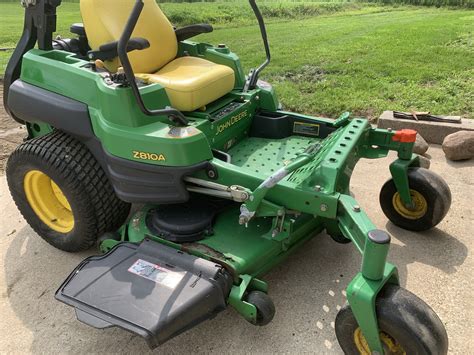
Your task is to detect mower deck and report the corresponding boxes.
[59,203,323,348]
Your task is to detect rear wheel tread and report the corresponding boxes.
[7,131,130,252]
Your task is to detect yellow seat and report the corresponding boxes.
[80,0,235,112]
[137,57,235,112]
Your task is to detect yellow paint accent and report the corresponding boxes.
[353,328,406,355]
[392,189,428,220]
[137,57,235,112]
[24,170,74,233]
[80,0,177,73]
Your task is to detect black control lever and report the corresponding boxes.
[245,0,271,91]
[117,0,188,127]
[88,37,150,62]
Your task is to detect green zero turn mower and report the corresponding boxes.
[4,0,452,353]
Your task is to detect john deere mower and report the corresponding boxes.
[3,0,452,353]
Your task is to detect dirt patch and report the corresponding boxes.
[0,81,25,175]
[274,65,326,84]
[446,32,473,52]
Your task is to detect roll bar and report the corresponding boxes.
[117,0,188,126]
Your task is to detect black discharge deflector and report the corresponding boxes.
[55,239,233,348]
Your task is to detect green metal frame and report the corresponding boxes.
[19,39,421,352]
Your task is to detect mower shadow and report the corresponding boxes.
[4,226,356,354]
[385,222,468,280]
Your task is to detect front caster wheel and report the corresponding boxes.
[335,284,448,355]
[246,290,275,326]
[380,167,451,231]
[330,233,351,244]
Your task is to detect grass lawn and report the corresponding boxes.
[0,2,472,119]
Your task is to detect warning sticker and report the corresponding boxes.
[128,259,185,289]
[293,122,320,137]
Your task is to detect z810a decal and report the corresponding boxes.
[133,151,166,162]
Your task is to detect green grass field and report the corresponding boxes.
[0,2,472,118]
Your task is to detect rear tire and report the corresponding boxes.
[6,131,131,252]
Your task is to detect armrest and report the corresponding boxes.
[175,24,213,42]
[70,23,86,37]
[87,37,150,61]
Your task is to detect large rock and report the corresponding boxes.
[413,133,429,155]
[442,131,474,161]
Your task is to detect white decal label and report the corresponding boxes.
[128,259,185,289]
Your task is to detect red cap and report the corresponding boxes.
[392,129,417,143]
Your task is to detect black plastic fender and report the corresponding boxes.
[7,80,209,204]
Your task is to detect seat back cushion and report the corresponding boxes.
[80,0,177,73]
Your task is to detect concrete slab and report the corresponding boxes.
[0,146,472,354]
[377,111,474,144]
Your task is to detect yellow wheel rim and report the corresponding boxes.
[392,189,427,220]
[354,327,406,355]
[24,170,74,233]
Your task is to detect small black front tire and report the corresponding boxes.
[335,284,448,355]
[246,291,275,326]
[330,233,352,244]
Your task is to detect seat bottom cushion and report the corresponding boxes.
[138,56,235,112]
